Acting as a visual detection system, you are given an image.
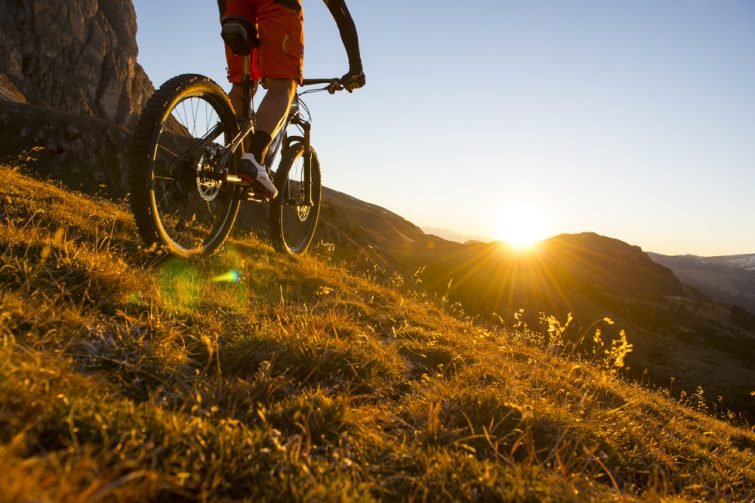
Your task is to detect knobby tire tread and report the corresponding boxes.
[128,74,239,258]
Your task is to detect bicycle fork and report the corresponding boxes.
[288,113,314,207]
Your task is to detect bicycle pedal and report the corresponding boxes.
[241,186,269,202]
[253,181,277,199]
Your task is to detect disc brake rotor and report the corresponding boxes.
[297,203,310,221]
[196,144,224,202]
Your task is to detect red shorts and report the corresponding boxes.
[222,0,304,84]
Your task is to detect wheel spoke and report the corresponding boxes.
[174,202,194,234]
[155,143,182,161]
[156,181,174,208]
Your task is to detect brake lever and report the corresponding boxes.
[327,81,344,95]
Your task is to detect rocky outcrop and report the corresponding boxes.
[0,0,154,196]
[0,0,153,127]
[0,101,131,197]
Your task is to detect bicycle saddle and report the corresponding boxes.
[221,16,259,56]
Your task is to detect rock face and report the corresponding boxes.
[0,0,153,127]
[0,0,154,195]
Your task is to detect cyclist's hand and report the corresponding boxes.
[341,69,365,92]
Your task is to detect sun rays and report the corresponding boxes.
[495,201,549,251]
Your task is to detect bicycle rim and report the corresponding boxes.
[271,146,321,255]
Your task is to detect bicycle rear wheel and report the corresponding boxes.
[269,143,322,255]
[128,74,240,258]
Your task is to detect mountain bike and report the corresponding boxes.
[128,24,345,258]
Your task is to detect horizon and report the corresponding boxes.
[132,0,755,256]
[420,225,755,258]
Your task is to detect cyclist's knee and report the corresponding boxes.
[265,78,297,97]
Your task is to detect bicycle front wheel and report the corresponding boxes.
[128,74,240,258]
[269,143,322,255]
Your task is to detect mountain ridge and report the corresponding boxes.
[650,252,755,315]
[420,232,755,415]
[421,226,493,244]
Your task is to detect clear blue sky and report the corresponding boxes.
[132,0,755,256]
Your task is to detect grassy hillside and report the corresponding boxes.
[1,165,754,501]
[421,235,755,417]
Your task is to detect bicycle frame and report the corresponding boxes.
[218,54,315,205]
[128,39,344,256]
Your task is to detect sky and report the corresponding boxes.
[132,0,755,256]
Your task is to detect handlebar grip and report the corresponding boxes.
[301,78,339,86]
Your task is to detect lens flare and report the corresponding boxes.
[212,270,241,283]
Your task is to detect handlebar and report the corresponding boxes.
[300,78,344,94]
[301,78,339,86]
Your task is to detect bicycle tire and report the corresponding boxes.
[128,74,240,258]
[269,143,322,255]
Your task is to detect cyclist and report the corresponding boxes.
[218,0,366,198]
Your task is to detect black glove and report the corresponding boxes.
[341,68,366,92]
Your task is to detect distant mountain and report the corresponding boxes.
[422,233,699,316]
[234,188,463,271]
[421,226,493,245]
[649,253,755,315]
[421,233,755,415]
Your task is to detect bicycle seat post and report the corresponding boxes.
[241,55,253,122]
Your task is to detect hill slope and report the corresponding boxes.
[420,233,755,416]
[1,165,754,501]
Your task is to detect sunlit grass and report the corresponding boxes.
[1,166,753,501]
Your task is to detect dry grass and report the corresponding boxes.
[1,165,754,501]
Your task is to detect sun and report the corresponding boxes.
[496,201,547,250]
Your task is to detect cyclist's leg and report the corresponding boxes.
[251,79,296,160]
[247,0,303,164]
[222,0,302,195]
